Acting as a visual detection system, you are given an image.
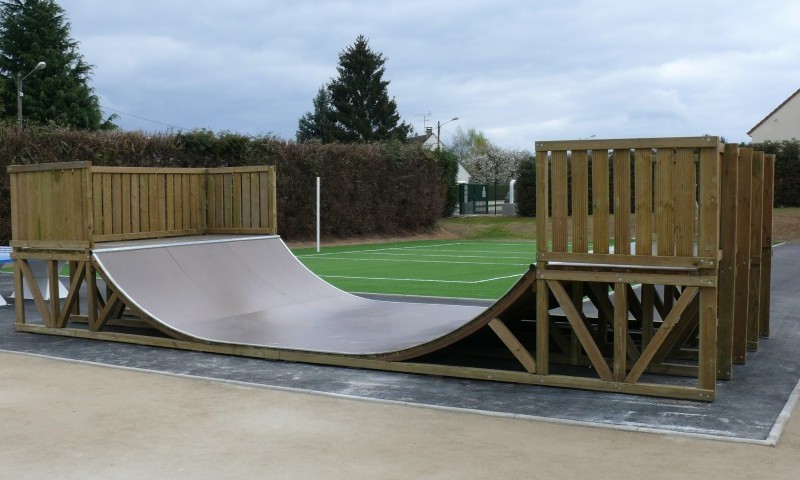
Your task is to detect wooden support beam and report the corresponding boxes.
[613,283,627,382]
[18,259,52,327]
[56,263,87,328]
[626,287,698,383]
[548,280,612,381]
[488,318,536,373]
[535,277,550,375]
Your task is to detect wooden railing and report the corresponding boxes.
[8,162,277,249]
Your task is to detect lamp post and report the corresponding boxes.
[17,61,46,129]
[437,116,459,149]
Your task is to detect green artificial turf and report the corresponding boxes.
[293,239,537,300]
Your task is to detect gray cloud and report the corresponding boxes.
[58,0,800,149]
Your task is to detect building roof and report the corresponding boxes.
[408,132,434,144]
[748,87,800,136]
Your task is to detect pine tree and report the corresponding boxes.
[296,86,336,142]
[297,35,410,143]
[0,0,116,129]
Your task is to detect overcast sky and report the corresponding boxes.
[57,0,800,150]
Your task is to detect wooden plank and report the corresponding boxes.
[591,149,610,254]
[269,168,277,233]
[12,324,716,401]
[551,150,568,251]
[100,173,112,236]
[9,172,20,241]
[613,149,631,255]
[9,240,91,250]
[634,148,653,255]
[206,166,274,174]
[215,175,224,230]
[18,259,52,327]
[536,137,721,152]
[655,148,675,256]
[121,173,132,235]
[641,284,655,349]
[182,174,192,229]
[250,172,260,229]
[204,173,215,228]
[190,174,200,229]
[537,269,716,287]
[13,258,25,325]
[488,318,536,373]
[241,173,252,229]
[732,148,752,363]
[48,260,60,323]
[572,150,589,253]
[747,151,764,350]
[111,173,122,234]
[626,286,699,383]
[613,282,627,381]
[130,174,140,234]
[759,154,775,338]
[166,174,175,231]
[93,229,206,243]
[232,173,243,228]
[139,173,150,232]
[56,263,87,328]
[148,174,158,234]
[536,151,549,251]
[698,146,721,257]
[548,279,613,381]
[717,144,739,379]
[674,147,696,257]
[174,174,184,230]
[258,172,268,230]
[537,252,716,269]
[156,173,167,232]
[698,286,718,391]
[197,172,207,231]
[91,166,206,174]
[7,161,91,173]
[535,277,550,375]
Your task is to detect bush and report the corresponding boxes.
[752,139,800,207]
[515,155,536,216]
[0,126,450,244]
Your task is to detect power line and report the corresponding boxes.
[101,105,184,130]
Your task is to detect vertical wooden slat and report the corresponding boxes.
[613,149,631,254]
[112,173,122,234]
[166,174,175,231]
[634,149,653,256]
[190,174,200,230]
[613,282,628,382]
[25,173,37,240]
[146,174,157,233]
[9,172,19,240]
[156,174,167,232]
[130,174,140,234]
[174,174,184,230]
[82,167,94,245]
[717,144,739,379]
[198,172,207,231]
[232,172,243,228]
[214,173,225,228]
[258,172,269,231]
[102,174,113,235]
[249,172,260,228]
[206,174,217,228]
[139,173,150,232]
[674,148,695,257]
[182,174,192,229]
[759,154,775,338]
[536,278,550,375]
[536,150,549,252]
[241,173,252,228]
[698,144,720,389]
[551,151,568,252]
[592,149,610,254]
[121,173,132,235]
[14,258,25,324]
[572,150,589,253]
[747,151,764,350]
[655,148,675,256]
[732,148,752,363]
[698,287,718,391]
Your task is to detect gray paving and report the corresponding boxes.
[1,243,799,443]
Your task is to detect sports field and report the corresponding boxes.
[293,240,537,300]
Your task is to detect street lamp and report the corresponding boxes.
[17,61,46,128]
[437,116,459,149]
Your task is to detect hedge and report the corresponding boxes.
[0,126,454,245]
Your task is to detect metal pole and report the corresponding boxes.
[316,176,321,253]
[436,121,441,149]
[16,73,22,129]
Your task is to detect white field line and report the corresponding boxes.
[302,257,526,266]
[319,274,522,284]
[298,242,465,257]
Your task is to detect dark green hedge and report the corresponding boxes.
[751,139,800,207]
[0,126,452,244]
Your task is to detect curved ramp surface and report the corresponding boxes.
[93,236,495,358]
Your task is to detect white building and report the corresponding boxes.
[748,88,800,142]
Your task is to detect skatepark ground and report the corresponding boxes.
[1,351,798,480]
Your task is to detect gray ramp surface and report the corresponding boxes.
[93,236,487,356]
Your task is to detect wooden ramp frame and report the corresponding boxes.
[6,147,774,402]
[535,137,774,400]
